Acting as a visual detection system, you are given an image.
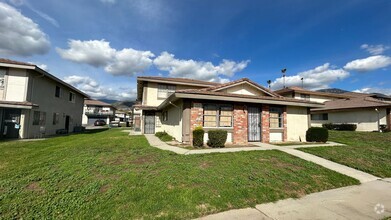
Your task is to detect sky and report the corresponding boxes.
[0,0,390,100]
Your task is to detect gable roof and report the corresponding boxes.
[201,78,280,97]
[0,58,90,98]
[311,96,391,112]
[274,86,358,99]
[84,99,114,108]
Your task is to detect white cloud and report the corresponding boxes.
[271,63,349,90]
[353,87,391,95]
[63,75,136,100]
[57,39,154,76]
[360,44,390,55]
[28,61,48,71]
[344,55,391,72]
[153,51,250,83]
[0,2,50,56]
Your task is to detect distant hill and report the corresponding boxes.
[316,88,350,94]
[98,99,119,104]
[112,101,136,111]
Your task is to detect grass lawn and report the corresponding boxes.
[273,142,327,146]
[299,130,391,178]
[0,129,358,219]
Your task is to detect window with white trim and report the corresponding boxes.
[269,107,283,128]
[157,84,176,99]
[203,104,233,127]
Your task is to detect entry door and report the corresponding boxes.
[144,112,155,134]
[3,109,21,139]
[65,116,70,131]
[248,107,261,142]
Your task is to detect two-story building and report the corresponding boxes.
[134,76,323,145]
[274,86,391,131]
[0,58,89,139]
[82,99,116,126]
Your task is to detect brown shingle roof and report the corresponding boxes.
[137,76,220,86]
[311,96,391,112]
[274,87,358,99]
[0,58,35,66]
[84,99,113,107]
[200,78,280,97]
[175,89,322,105]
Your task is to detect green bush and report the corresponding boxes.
[207,130,227,148]
[192,127,204,147]
[306,127,328,142]
[322,123,357,131]
[155,131,174,142]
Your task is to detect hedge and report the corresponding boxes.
[306,127,328,142]
[155,131,174,142]
[322,123,357,131]
[193,127,204,147]
[207,130,227,148]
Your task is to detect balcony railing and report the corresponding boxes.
[85,110,114,116]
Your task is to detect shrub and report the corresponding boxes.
[192,127,204,147]
[322,123,357,131]
[306,127,328,142]
[207,130,227,148]
[155,131,174,142]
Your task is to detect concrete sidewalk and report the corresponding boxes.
[198,179,391,220]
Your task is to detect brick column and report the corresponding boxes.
[233,104,248,145]
[190,102,203,145]
[261,105,270,143]
[283,106,287,141]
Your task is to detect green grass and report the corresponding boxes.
[155,131,174,142]
[299,131,391,178]
[0,129,358,219]
[273,142,327,146]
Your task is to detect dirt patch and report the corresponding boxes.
[199,161,211,169]
[259,157,304,171]
[99,184,111,193]
[25,182,44,193]
[130,155,156,165]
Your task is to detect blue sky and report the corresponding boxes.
[1,0,390,100]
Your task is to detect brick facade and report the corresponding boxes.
[261,105,270,143]
[188,101,282,145]
[233,104,248,144]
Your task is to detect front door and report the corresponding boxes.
[144,112,155,134]
[2,109,21,139]
[248,106,261,142]
[65,116,70,131]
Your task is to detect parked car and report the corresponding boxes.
[94,120,106,126]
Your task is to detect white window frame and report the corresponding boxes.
[269,107,283,128]
[203,104,233,128]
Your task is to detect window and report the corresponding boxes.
[33,111,40,125]
[162,111,168,121]
[311,113,328,121]
[300,94,310,100]
[203,104,233,127]
[157,84,176,99]
[0,68,6,88]
[33,111,46,125]
[53,113,59,125]
[270,107,283,128]
[69,92,75,102]
[55,86,61,98]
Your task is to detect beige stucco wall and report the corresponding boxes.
[4,68,28,102]
[286,106,309,141]
[221,83,266,96]
[311,108,387,131]
[23,73,85,138]
[294,92,335,103]
[160,100,183,141]
[143,82,200,106]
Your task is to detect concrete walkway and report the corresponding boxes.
[198,179,391,220]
